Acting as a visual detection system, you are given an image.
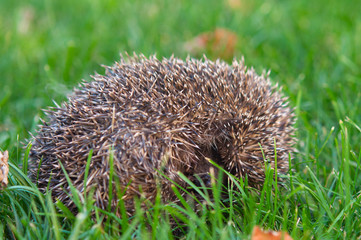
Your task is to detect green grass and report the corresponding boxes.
[1,0,361,239]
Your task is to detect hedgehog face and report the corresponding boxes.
[201,116,293,186]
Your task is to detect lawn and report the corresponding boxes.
[1,0,361,239]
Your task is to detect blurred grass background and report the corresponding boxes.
[0,0,361,238]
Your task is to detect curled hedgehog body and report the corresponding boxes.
[30,55,295,215]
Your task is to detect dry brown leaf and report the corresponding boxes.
[226,0,254,12]
[251,226,293,240]
[17,6,35,34]
[184,28,238,60]
[0,150,9,189]
[227,0,242,9]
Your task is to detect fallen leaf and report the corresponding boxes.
[0,150,9,189]
[17,6,35,34]
[251,226,293,240]
[226,0,254,13]
[184,28,238,60]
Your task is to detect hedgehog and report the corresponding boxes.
[29,54,295,216]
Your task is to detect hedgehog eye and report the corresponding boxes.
[191,173,212,188]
